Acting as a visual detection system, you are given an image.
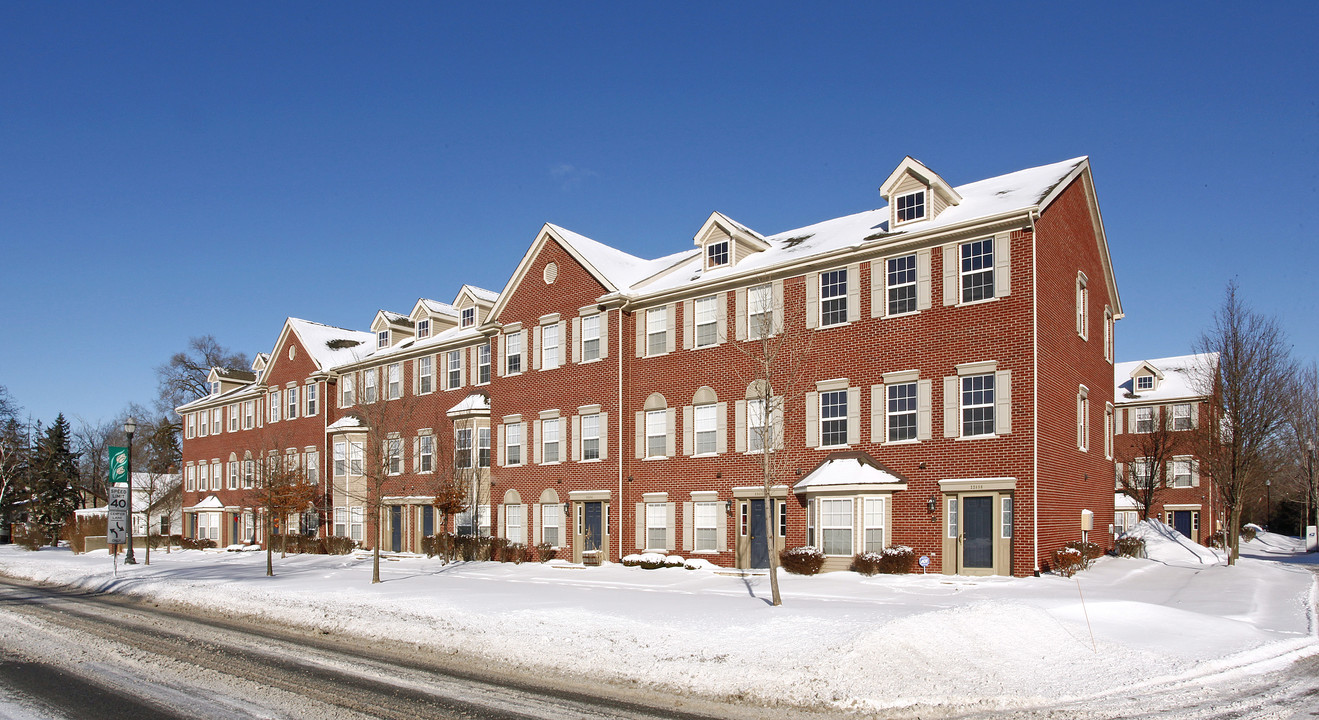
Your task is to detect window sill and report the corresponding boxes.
[883,439,921,446]
[817,322,851,330]
[540,461,561,466]
[644,352,670,359]
[691,452,719,459]
[579,357,602,365]
[690,549,723,555]
[642,456,668,461]
[957,297,1000,308]
[883,310,919,319]
[817,444,850,451]
[956,434,998,441]
[642,548,670,554]
[578,458,602,464]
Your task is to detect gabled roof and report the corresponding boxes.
[1115,353,1218,404]
[412,298,459,319]
[282,318,374,373]
[693,211,770,252]
[879,156,963,207]
[793,452,908,492]
[373,310,414,329]
[448,393,491,417]
[212,367,256,382]
[459,285,500,304]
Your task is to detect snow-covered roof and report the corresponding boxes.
[448,393,491,417]
[635,157,1088,296]
[1115,353,1217,404]
[547,224,698,293]
[186,495,226,510]
[463,285,501,304]
[287,318,375,372]
[213,367,256,382]
[793,453,907,492]
[417,298,459,317]
[327,415,364,431]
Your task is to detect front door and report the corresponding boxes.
[962,496,994,569]
[390,506,402,552]
[583,502,602,553]
[422,506,434,537]
[748,499,769,568]
[1173,510,1193,539]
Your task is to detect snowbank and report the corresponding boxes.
[1123,518,1225,565]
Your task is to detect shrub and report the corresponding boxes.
[179,536,217,550]
[504,542,526,564]
[147,533,169,549]
[15,525,42,551]
[535,543,556,562]
[879,545,915,574]
[1051,547,1086,577]
[1208,530,1227,549]
[851,552,883,576]
[489,537,510,562]
[780,546,825,575]
[1240,525,1258,542]
[637,552,668,569]
[454,534,491,561]
[1115,536,1145,558]
[322,535,356,555]
[1067,541,1105,562]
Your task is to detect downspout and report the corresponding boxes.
[1030,210,1041,575]
[617,307,625,563]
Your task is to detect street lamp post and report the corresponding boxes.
[1308,440,1315,552]
[123,417,137,565]
[1265,477,1271,533]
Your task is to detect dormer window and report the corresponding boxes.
[461,307,476,329]
[896,191,926,223]
[376,330,389,349]
[210,381,220,395]
[706,240,730,270]
[1135,375,1154,392]
[417,319,430,339]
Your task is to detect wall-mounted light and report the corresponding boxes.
[919,461,927,469]
[927,496,937,514]
[562,502,570,517]
[725,500,734,515]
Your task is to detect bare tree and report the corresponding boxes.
[73,416,117,509]
[0,385,18,423]
[345,379,422,584]
[729,280,812,607]
[155,336,250,416]
[1192,282,1295,564]
[1117,407,1182,522]
[1286,363,1319,543]
[427,428,471,555]
[137,418,181,565]
[250,429,318,577]
[0,419,30,527]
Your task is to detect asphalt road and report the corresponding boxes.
[0,577,764,720]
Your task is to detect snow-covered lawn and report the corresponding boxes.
[0,523,1314,714]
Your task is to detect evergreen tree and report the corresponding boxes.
[28,414,81,546]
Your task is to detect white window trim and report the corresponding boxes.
[894,189,926,225]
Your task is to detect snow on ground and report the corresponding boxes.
[0,536,1314,715]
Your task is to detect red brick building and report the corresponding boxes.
[179,155,1122,576]
[1113,353,1218,544]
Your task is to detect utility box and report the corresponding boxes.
[1081,510,1094,532]
[1307,526,1317,552]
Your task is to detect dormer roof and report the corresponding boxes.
[1114,353,1217,404]
[879,156,963,207]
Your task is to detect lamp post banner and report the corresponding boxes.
[109,446,129,485]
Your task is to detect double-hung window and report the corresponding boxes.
[229,404,239,432]
[863,497,885,553]
[646,410,667,458]
[340,375,355,407]
[961,374,995,437]
[820,390,848,447]
[1173,404,1192,430]
[581,413,600,460]
[456,428,472,468]
[887,254,917,316]
[334,441,346,477]
[505,422,523,466]
[541,419,560,463]
[418,356,433,394]
[1077,388,1090,451]
[694,296,717,348]
[349,441,363,476]
[286,387,298,419]
[461,307,475,328]
[477,344,491,384]
[1076,272,1089,339]
[694,404,717,455]
[363,370,377,404]
[505,504,524,543]
[1136,375,1154,392]
[418,435,434,473]
[747,283,772,338]
[416,319,430,339]
[447,350,461,389]
[581,315,601,361]
[646,503,667,550]
[268,392,280,423]
[228,461,239,490]
[887,382,918,442]
[244,400,255,429]
[1172,459,1192,488]
[541,504,561,547]
[820,498,853,556]
[541,323,559,370]
[505,332,523,374]
[376,330,389,349]
[186,414,195,439]
[305,384,317,416]
[387,363,401,400]
[896,190,925,223]
[334,507,347,537]
[477,427,491,468]
[960,239,995,303]
[243,459,255,489]
[350,507,364,543]
[694,502,718,551]
[305,451,318,484]
[747,398,768,452]
[1135,407,1154,433]
[819,270,848,327]
[646,308,667,356]
[386,438,402,475]
[212,408,221,434]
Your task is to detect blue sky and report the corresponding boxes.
[2,3,1316,427]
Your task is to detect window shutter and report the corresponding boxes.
[497,425,506,467]
[917,249,932,311]
[1116,463,1125,490]
[682,502,693,551]
[532,325,542,370]
[683,405,694,456]
[572,317,581,363]
[717,507,727,551]
[599,311,609,359]
[1127,408,1137,434]
[572,415,582,461]
[943,245,957,306]
[871,384,885,443]
[995,370,1012,435]
[716,292,727,346]
[846,263,860,323]
[944,376,959,438]
[917,379,933,441]
[772,399,784,450]
[635,503,644,549]
[735,288,747,341]
[665,304,676,354]
[847,386,860,445]
[559,418,567,460]
[411,437,419,473]
[498,337,506,377]
[636,312,645,358]
[532,420,540,465]
[716,401,728,453]
[1190,404,1199,429]
[635,411,644,459]
[1115,407,1124,435]
[1191,460,1200,487]
[665,408,676,457]
[866,259,883,319]
[501,504,507,539]
[558,321,567,365]
[805,391,819,448]
[772,279,784,335]
[596,412,608,460]
[735,400,747,452]
[533,504,542,545]
[994,234,1012,298]
[682,300,694,350]
[459,348,467,387]
[805,272,819,329]
[665,503,676,551]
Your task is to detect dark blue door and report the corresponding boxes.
[584,502,602,552]
[422,506,434,537]
[1173,511,1193,539]
[390,506,402,552]
[963,496,993,568]
[749,500,769,568]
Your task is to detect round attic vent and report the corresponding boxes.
[288,345,297,361]
[543,262,558,285]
